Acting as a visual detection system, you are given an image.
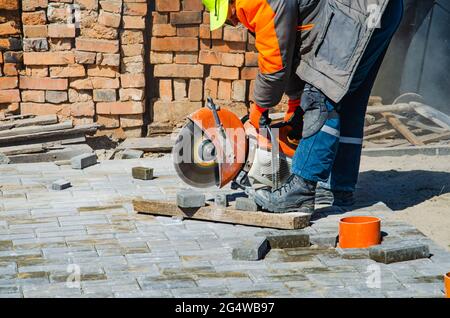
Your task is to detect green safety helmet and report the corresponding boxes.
[202,0,229,31]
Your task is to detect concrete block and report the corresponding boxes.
[336,247,370,259]
[0,153,10,164]
[51,179,71,191]
[310,234,338,247]
[132,167,153,180]
[214,194,228,207]
[232,238,269,261]
[176,190,205,208]
[121,149,144,159]
[70,153,97,169]
[235,197,258,211]
[256,230,310,249]
[369,240,430,264]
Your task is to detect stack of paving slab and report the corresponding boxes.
[0,113,100,163]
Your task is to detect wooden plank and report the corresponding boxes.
[133,199,311,230]
[366,103,413,114]
[0,124,100,145]
[407,120,447,134]
[0,120,73,138]
[0,114,35,121]
[0,115,58,130]
[364,129,397,141]
[420,131,450,144]
[381,112,424,146]
[0,144,45,156]
[7,144,93,164]
[411,102,450,130]
[364,123,386,136]
[118,136,175,152]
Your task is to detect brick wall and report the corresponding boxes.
[0,0,273,138]
[150,0,259,126]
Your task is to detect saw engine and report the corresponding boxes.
[172,98,299,191]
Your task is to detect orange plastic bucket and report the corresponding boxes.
[339,216,381,249]
[445,272,450,298]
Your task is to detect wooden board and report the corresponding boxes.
[7,144,93,164]
[381,112,424,146]
[118,136,175,152]
[0,120,73,138]
[133,199,311,230]
[0,114,58,130]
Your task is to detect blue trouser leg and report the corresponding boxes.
[293,0,404,186]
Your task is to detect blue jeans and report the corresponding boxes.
[292,0,404,191]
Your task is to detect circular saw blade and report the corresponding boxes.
[172,120,220,188]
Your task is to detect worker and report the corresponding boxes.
[203,0,404,214]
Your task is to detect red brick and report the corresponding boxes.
[91,77,120,89]
[223,26,247,42]
[20,76,68,91]
[151,37,198,52]
[70,101,95,117]
[177,25,199,37]
[200,39,246,53]
[152,12,168,24]
[98,11,121,28]
[0,52,2,64]
[76,38,119,53]
[218,80,232,100]
[21,90,45,103]
[96,101,144,115]
[232,80,246,102]
[120,114,143,128]
[22,0,48,11]
[0,76,18,89]
[0,89,20,103]
[210,66,239,80]
[174,53,197,64]
[20,103,70,117]
[183,0,203,11]
[159,79,172,102]
[0,0,19,10]
[121,73,145,88]
[121,44,144,57]
[123,3,147,16]
[22,11,46,25]
[70,78,93,90]
[48,24,76,38]
[121,30,144,44]
[241,67,258,80]
[173,79,187,100]
[3,63,18,76]
[50,64,86,78]
[26,66,49,78]
[75,0,98,10]
[245,52,258,66]
[150,52,173,64]
[23,25,47,38]
[199,24,222,40]
[188,79,203,102]
[199,50,220,65]
[87,65,119,78]
[100,0,122,13]
[153,100,202,123]
[221,53,244,67]
[155,0,180,12]
[96,114,120,128]
[204,78,218,99]
[154,64,203,78]
[0,21,20,36]
[152,24,176,37]
[24,52,75,66]
[123,15,145,29]
[170,11,202,25]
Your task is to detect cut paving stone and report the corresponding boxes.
[369,240,430,264]
[232,237,269,261]
[310,234,338,248]
[336,247,370,259]
[255,230,310,249]
[214,194,228,208]
[235,197,259,212]
[0,153,10,164]
[132,167,154,180]
[121,149,144,159]
[176,190,205,208]
[51,179,71,191]
[70,153,97,169]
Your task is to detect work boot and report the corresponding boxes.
[252,174,316,214]
[315,186,356,207]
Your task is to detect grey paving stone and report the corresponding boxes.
[214,194,228,207]
[336,247,370,259]
[310,234,338,247]
[132,167,154,180]
[71,153,97,170]
[255,230,310,249]
[121,149,144,159]
[369,240,430,264]
[51,179,72,191]
[176,190,205,208]
[235,197,259,211]
[232,237,269,261]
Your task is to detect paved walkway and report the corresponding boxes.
[0,156,448,298]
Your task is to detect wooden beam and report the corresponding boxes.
[117,136,175,152]
[366,103,413,114]
[0,114,58,130]
[420,131,450,144]
[364,129,397,141]
[381,112,424,146]
[133,199,311,230]
[364,123,386,136]
[0,120,73,138]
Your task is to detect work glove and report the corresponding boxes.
[284,99,304,143]
[249,103,271,129]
